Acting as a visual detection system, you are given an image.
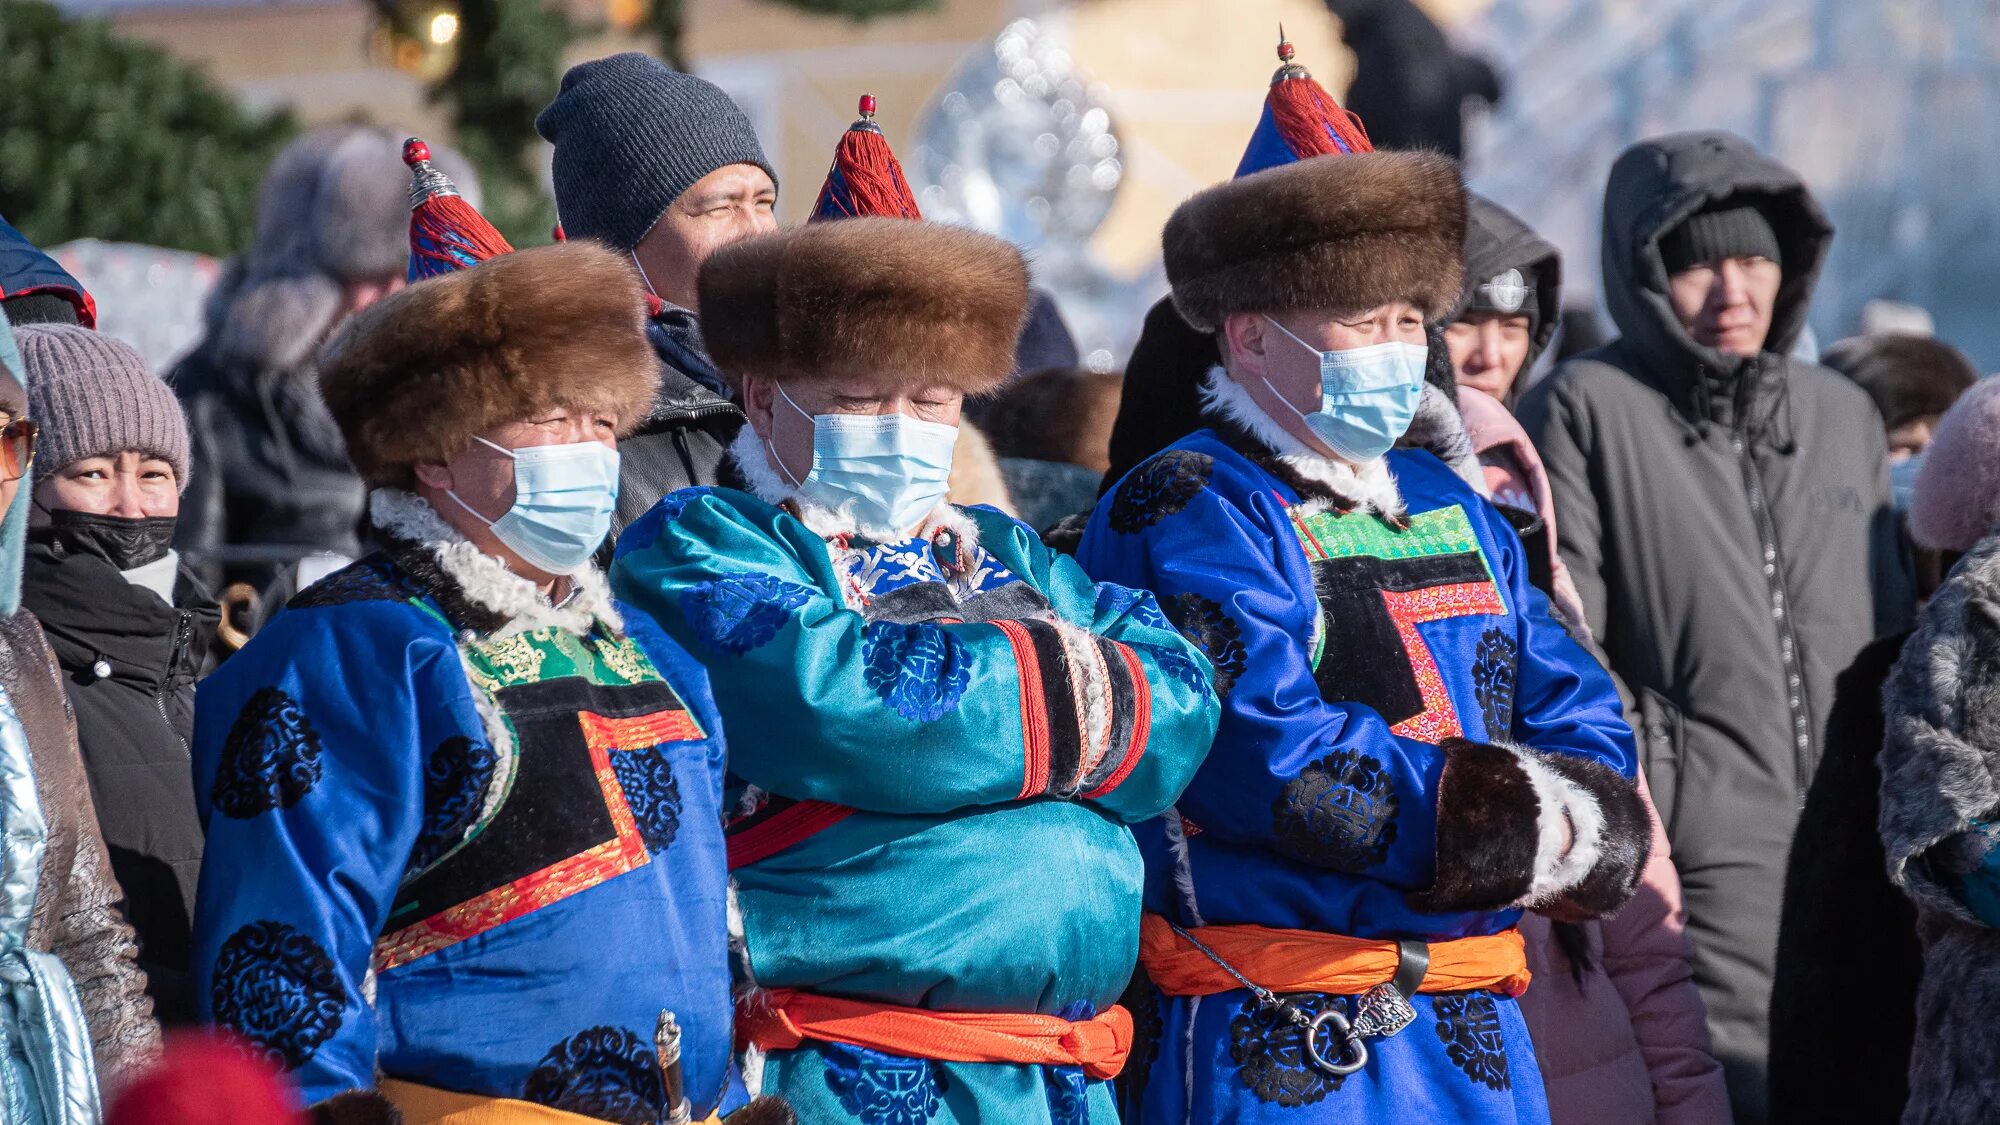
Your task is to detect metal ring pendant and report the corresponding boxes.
[1303,1007,1369,1076]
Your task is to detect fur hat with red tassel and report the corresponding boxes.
[404,137,515,280]
[1234,26,1376,176]
[810,94,924,221]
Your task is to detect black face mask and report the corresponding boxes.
[43,510,178,572]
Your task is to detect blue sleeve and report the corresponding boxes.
[612,492,1176,817]
[1077,471,1453,889]
[969,508,1221,824]
[191,604,473,1104]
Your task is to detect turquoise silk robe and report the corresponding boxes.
[612,487,1220,1125]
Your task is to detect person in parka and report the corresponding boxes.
[174,126,479,614]
[0,310,162,1121]
[1446,196,1562,409]
[536,52,776,536]
[1516,129,1916,1123]
[1878,376,2000,1125]
[17,324,218,1027]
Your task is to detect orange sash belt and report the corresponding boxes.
[1140,914,1533,999]
[378,1078,722,1124]
[737,989,1133,1080]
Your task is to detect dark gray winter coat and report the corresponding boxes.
[1881,533,2000,1125]
[614,307,744,538]
[1517,130,1914,1123]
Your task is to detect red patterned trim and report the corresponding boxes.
[994,620,1051,799]
[1085,643,1152,799]
[1379,582,1506,743]
[728,800,857,869]
[375,710,671,971]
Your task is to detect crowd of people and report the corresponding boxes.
[0,33,1991,1125]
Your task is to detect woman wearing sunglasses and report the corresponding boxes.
[0,311,162,1123]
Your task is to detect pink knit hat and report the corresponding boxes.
[1910,375,2000,552]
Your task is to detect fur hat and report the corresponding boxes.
[1910,376,2000,553]
[318,241,659,488]
[1162,150,1467,332]
[698,218,1029,396]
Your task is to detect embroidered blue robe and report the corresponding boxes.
[610,487,1221,1125]
[189,541,738,1121]
[1076,434,1636,1125]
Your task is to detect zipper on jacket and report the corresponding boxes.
[158,609,193,755]
[1729,379,1813,800]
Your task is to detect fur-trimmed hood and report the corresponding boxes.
[1163,151,1467,332]
[697,218,1030,398]
[318,241,659,488]
[367,489,619,638]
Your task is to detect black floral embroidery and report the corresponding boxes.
[1434,994,1511,1091]
[1471,628,1519,739]
[1167,592,1248,698]
[1230,992,1348,1105]
[211,687,324,818]
[1109,451,1213,533]
[1116,982,1164,1120]
[408,736,497,872]
[523,1025,665,1124]
[210,920,346,1071]
[612,747,683,851]
[287,555,422,610]
[1272,748,1399,872]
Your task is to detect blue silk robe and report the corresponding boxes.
[611,487,1220,1125]
[1077,432,1636,1125]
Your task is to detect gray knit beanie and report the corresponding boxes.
[15,325,190,492]
[536,52,777,251]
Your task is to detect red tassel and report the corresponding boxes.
[830,127,923,219]
[415,193,513,259]
[1269,74,1373,157]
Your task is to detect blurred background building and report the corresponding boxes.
[15,0,2000,373]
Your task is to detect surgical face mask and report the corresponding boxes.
[1262,316,1429,462]
[769,384,958,537]
[44,509,177,572]
[448,436,621,575]
[1890,451,1924,512]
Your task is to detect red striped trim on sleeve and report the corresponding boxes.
[993,619,1052,799]
[1085,642,1152,799]
[727,800,856,869]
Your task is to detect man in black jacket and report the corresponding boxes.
[1517,130,1915,1124]
[537,52,776,534]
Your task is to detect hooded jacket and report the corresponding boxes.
[1454,196,1562,407]
[21,540,218,1026]
[1517,130,1915,1123]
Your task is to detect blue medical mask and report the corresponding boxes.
[1890,451,1924,512]
[770,384,958,536]
[449,436,621,574]
[1262,316,1429,462]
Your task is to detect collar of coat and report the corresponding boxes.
[725,426,982,551]
[1198,366,1408,519]
[367,489,621,640]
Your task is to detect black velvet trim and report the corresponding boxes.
[956,581,1054,623]
[1206,414,1411,531]
[1534,754,1652,921]
[863,582,962,625]
[379,535,509,637]
[1405,738,1538,914]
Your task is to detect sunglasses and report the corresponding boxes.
[0,419,37,483]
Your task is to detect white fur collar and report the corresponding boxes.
[727,426,967,546]
[367,489,620,638]
[1200,366,1405,517]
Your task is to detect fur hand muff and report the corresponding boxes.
[725,1095,800,1125]
[1406,738,1651,918]
[309,1090,401,1125]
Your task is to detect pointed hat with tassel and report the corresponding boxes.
[810,95,924,222]
[1233,27,1374,178]
[405,137,515,281]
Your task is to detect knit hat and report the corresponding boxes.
[1659,200,1783,274]
[536,53,777,251]
[15,324,189,491]
[1909,376,2000,553]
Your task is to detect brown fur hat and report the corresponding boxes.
[319,241,659,488]
[698,218,1030,397]
[1163,151,1468,332]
